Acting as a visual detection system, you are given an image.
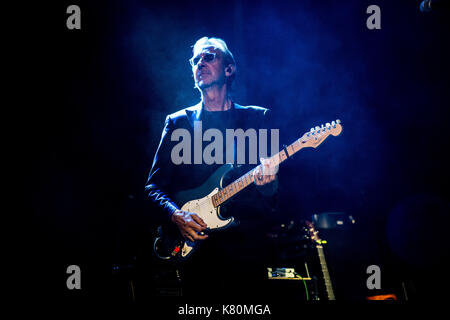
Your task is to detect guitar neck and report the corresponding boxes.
[211,136,303,207]
[316,245,335,300]
[211,121,341,208]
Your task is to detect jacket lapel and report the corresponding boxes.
[185,102,203,128]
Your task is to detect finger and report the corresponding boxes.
[253,167,262,183]
[261,176,270,185]
[261,157,278,175]
[259,161,269,176]
[191,214,207,228]
[184,232,194,242]
[189,220,206,232]
[263,162,277,176]
[259,175,275,186]
[196,233,209,240]
[187,229,198,241]
[253,170,258,183]
[254,173,263,185]
[187,228,208,241]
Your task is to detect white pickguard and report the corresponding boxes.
[179,187,234,258]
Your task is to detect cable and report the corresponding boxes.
[295,273,310,301]
[302,278,310,301]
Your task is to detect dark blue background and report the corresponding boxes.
[26,0,449,302]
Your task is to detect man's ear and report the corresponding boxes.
[225,64,235,76]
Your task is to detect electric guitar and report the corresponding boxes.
[305,220,336,300]
[153,120,343,262]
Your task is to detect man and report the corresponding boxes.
[145,37,280,298]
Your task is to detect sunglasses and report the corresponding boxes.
[189,52,217,67]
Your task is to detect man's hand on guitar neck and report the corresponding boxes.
[171,210,209,242]
[253,157,278,186]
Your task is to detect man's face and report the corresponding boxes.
[191,46,227,90]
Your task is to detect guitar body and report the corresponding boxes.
[153,163,236,261]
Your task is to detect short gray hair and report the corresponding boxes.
[192,37,236,66]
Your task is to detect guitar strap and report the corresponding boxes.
[282,144,293,159]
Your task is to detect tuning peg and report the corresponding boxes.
[326,122,331,128]
[336,119,341,124]
[331,121,336,127]
[315,126,320,131]
[310,128,315,134]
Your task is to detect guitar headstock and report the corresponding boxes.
[305,220,323,244]
[301,119,342,149]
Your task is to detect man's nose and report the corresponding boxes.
[197,58,206,68]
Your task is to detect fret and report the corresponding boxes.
[277,150,288,164]
[289,144,295,156]
[274,152,280,164]
[293,140,301,153]
[216,193,221,206]
[273,154,278,165]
